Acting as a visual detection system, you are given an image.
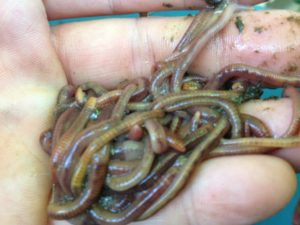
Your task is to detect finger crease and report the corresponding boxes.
[130,18,156,80]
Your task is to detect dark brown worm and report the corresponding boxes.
[111,140,145,161]
[191,111,201,132]
[51,107,79,150]
[51,98,97,181]
[58,120,116,194]
[71,110,164,193]
[208,145,272,158]
[140,117,229,219]
[79,82,108,96]
[184,123,213,147]
[90,162,180,225]
[129,78,150,102]
[128,125,144,141]
[53,85,77,119]
[105,138,155,192]
[205,64,300,90]
[57,85,76,105]
[164,97,242,138]
[241,114,271,138]
[108,160,140,176]
[137,152,178,191]
[182,78,204,91]
[144,119,168,154]
[221,137,300,148]
[153,90,240,109]
[95,90,123,108]
[111,84,137,120]
[165,129,186,152]
[170,3,238,93]
[170,115,181,133]
[99,191,134,214]
[48,145,110,219]
[39,129,53,155]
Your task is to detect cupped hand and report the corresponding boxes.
[0,1,299,225]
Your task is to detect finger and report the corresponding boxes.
[52,155,296,225]
[240,98,293,138]
[239,98,300,171]
[272,148,300,172]
[44,0,265,20]
[139,156,296,225]
[0,0,66,85]
[51,10,300,88]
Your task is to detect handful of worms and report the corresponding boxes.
[40,2,300,225]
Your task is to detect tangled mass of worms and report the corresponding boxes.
[40,2,300,225]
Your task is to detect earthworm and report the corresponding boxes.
[70,110,164,194]
[107,160,139,176]
[128,124,144,141]
[137,152,178,190]
[158,114,173,126]
[95,90,123,108]
[191,111,201,132]
[182,78,204,91]
[117,78,149,102]
[164,97,242,138]
[188,106,220,122]
[105,138,155,192]
[165,129,186,152]
[56,85,76,105]
[39,129,53,155]
[90,162,179,225]
[177,113,198,138]
[208,145,272,158]
[79,82,108,96]
[140,117,229,219]
[127,102,152,111]
[241,114,271,138]
[51,97,97,179]
[184,123,213,147]
[130,78,150,102]
[48,145,110,219]
[174,11,212,53]
[144,119,168,154]
[170,2,238,92]
[51,107,79,150]
[205,64,300,90]
[53,85,77,119]
[58,120,116,194]
[150,62,175,98]
[99,191,134,214]
[111,140,144,160]
[111,84,137,120]
[221,137,300,148]
[170,115,181,133]
[153,90,240,109]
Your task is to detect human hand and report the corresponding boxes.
[0,1,299,225]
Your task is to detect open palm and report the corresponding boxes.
[0,1,299,225]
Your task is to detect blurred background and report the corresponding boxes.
[50,0,300,224]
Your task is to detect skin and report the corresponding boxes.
[0,1,299,225]
[43,0,266,19]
